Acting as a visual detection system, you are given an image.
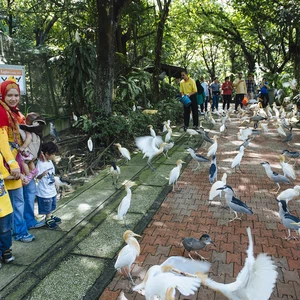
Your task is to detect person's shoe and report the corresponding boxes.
[46,218,58,229]
[2,249,15,263]
[29,219,46,229]
[51,215,61,224]
[15,233,35,243]
[193,126,199,130]
[24,168,39,185]
[184,126,188,132]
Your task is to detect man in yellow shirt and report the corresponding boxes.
[180,71,199,131]
[0,153,15,267]
[233,72,247,112]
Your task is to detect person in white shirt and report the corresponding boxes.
[201,77,209,112]
[36,142,61,230]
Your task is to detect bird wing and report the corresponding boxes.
[243,254,278,300]
[281,162,296,179]
[231,152,243,169]
[209,180,223,200]
[135,136,154,154]
[231,197,252,213]
[169,166,179,184]
[284,213,300,223]
[87,139,93,151]
[207,143,217,157]
[145,272,201,299]
[195,154,210,162]
[117,196,130,219]
[114,245,137,270]
[161,256,211,274]
[209,163,217,181]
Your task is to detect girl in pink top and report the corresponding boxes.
[221,76,233,110]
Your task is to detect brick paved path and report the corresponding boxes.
[101,114,300,300]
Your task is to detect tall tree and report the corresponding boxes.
[94,0,131,116]
[152,0,172,103]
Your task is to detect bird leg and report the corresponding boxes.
[188,253,194,260]
[238,164,243,173]
[293,159,297,166]
[285,229,299,241]
[276,183,281,193]
[229,211,242,222]
[192,162,200,171]
[123,267,135,285]
[147,161,156,171]
[123,216,130,229]
[194,251,208,261]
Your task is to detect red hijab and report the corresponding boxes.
[0,80,25,128]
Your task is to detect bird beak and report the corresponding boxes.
[211,241,216,247]
[133,233,142,238]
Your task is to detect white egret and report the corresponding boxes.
[133,256,209,299]
[163,120,171,132]
[72,112,78,122]
[114,230,141,284]
[277,185,300,204]
[114,143,131,162]
[279,154,296,180]
[163,141,174,159]
[275,123,286,137]
[231,145,245,172]
[169,159,185,192]
[209,172,227,201]
[197,227,278,300]
[87,137,93,152]
[117,181,136,227]
[207,135,218,157]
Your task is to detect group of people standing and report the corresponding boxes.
[0,80,61,269]
[179,71,269,129]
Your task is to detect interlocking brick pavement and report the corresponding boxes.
[100,112,300,300]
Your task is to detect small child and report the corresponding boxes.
[18,112,46,182]
[0,153,15,267]
[36,141,61,229]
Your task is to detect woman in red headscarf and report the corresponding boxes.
[0,80,42,243]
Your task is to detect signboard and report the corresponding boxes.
[0,65,26,95]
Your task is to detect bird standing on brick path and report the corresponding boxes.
[283,127,293,146]
[114,143,131,163]
[282,149,300,165]
[277,200,300,240]
[207,135,218,157]
[279,154,296,180]
[109,161,120,188]
[260,161,291,193]
[186,147,210,171]
[217,185,253,222]
[182,234,216,261]
[133,256,209,298]
[114,230,141,284]
[169,160,185,192]
[236,137,252,151]
[209,172,227,202]
[275,123,287,137]
[209,154,217,184]
[231,145,245,172]
[117,181,136,227]
[197,227,278,300]
[277,185,300,204]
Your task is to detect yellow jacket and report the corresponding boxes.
[0,155,13,217]
[0,127,22,190]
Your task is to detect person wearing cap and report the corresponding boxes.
[0,80,44,242]
[233,72,247,112]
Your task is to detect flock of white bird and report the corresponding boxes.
[105,96,300,299]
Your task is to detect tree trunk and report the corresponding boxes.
[293,27,300,95]
[152,0,172,104]
[94,0,131,116]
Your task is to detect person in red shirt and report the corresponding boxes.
[221,76,233,111]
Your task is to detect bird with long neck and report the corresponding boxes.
[197,227,277,300]
[109,161,120,188]
[207,135,218,157]
[117,181,136,227]
[169,160,185,192]
[114,143,131,163]
[279,154,296,180]
[114,230,141,284]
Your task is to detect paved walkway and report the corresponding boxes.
[100,113,300,300]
